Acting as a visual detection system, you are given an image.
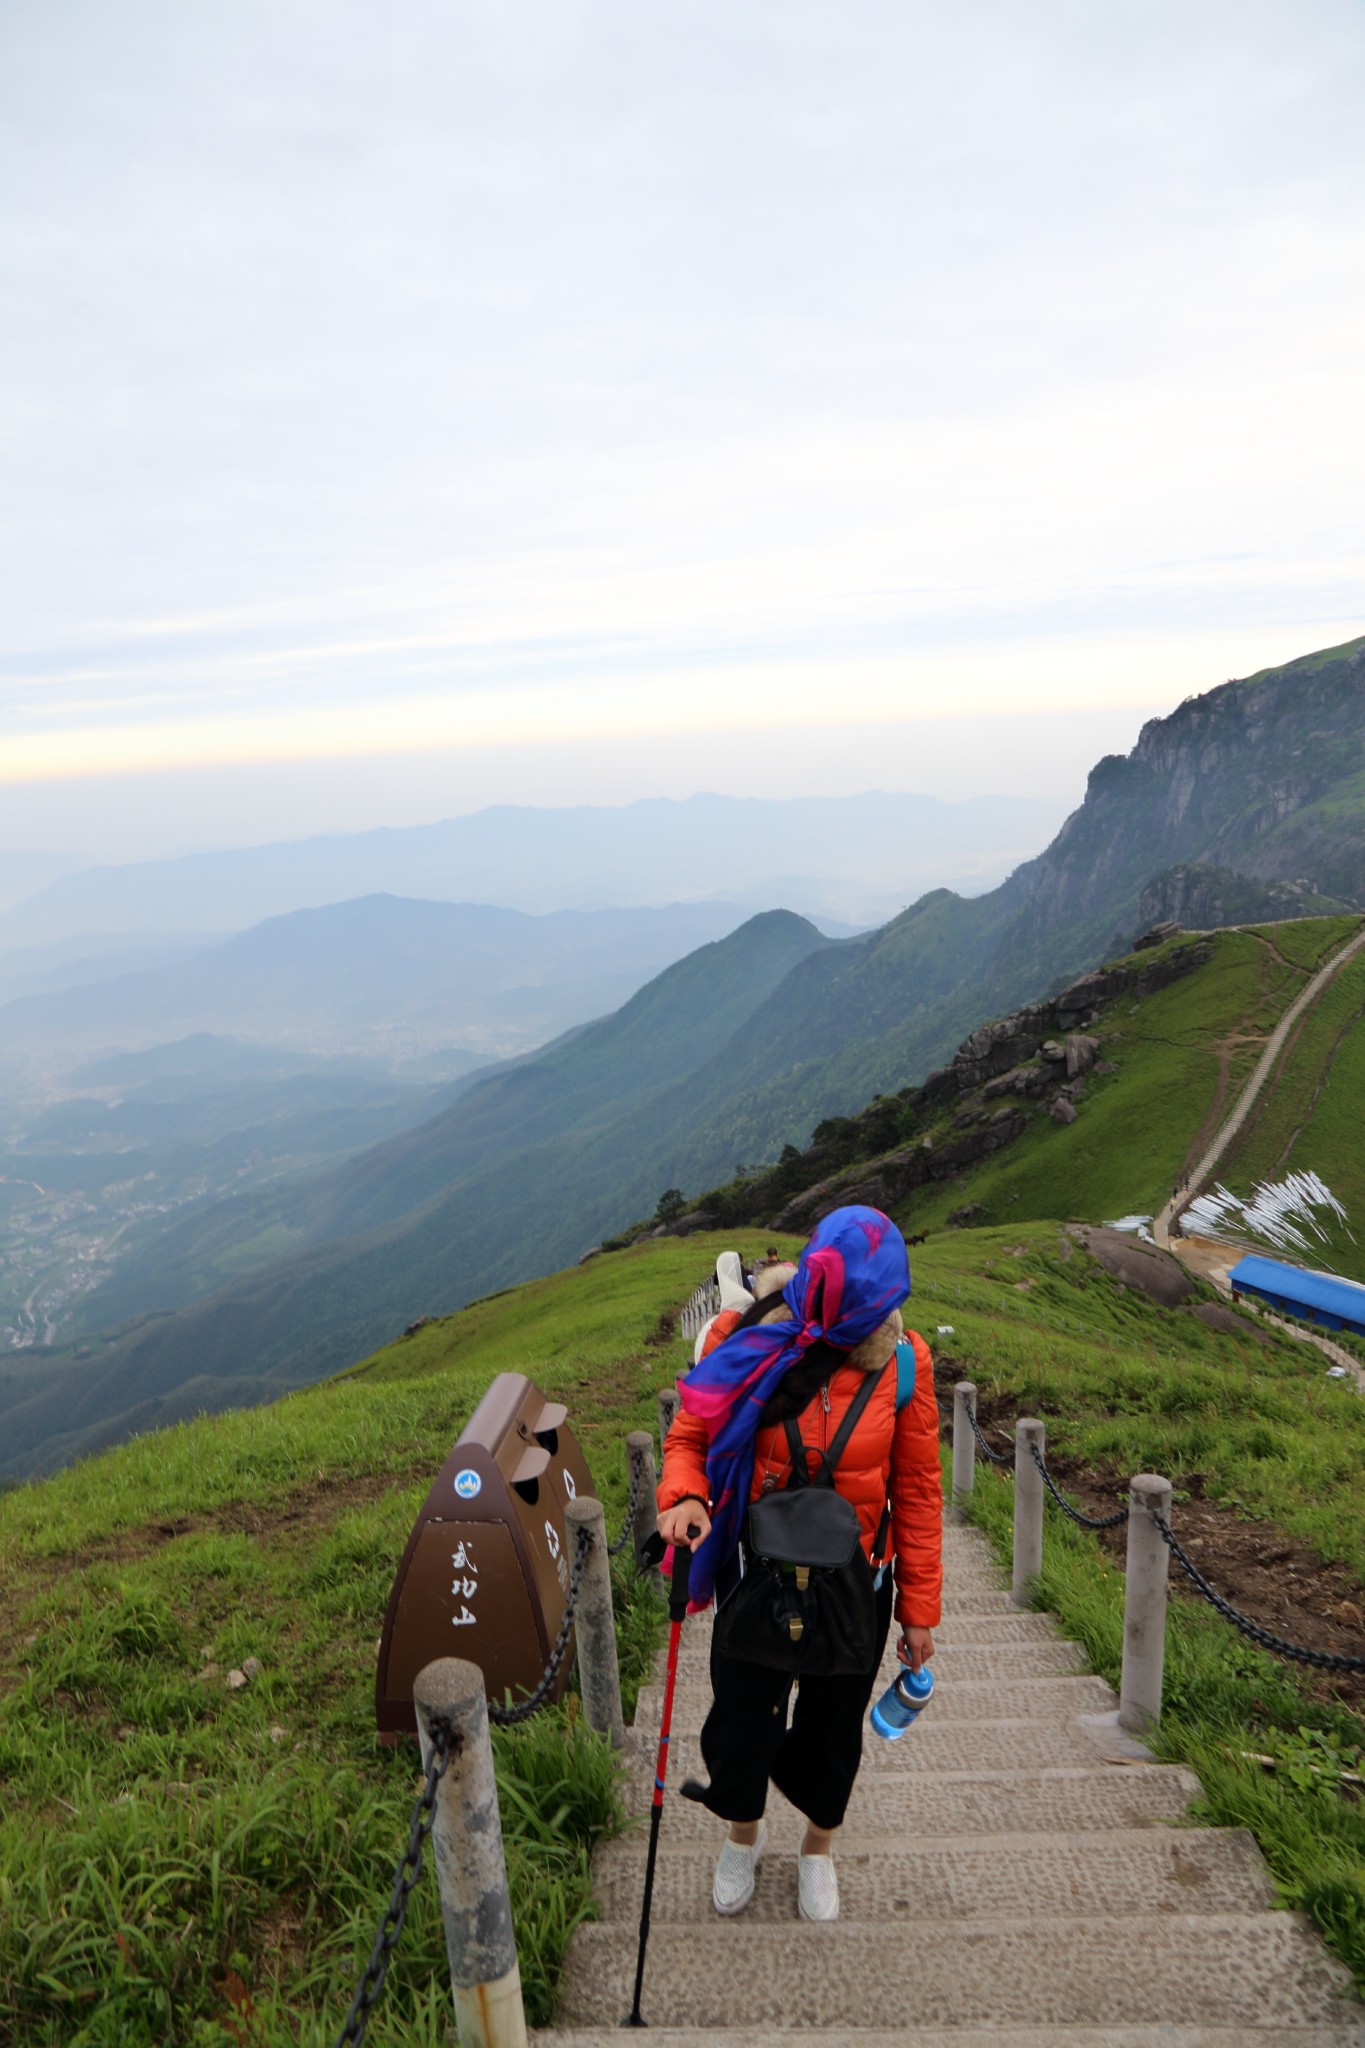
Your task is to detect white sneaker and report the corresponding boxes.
[797,1852,839,1922]
[712,1823,766,1915]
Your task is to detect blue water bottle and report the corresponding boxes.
[869,1658,934,1740]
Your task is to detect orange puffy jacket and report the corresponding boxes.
[658,1312,942,1631]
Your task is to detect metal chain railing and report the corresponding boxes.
[963,1387,1365,1674]
[965,1403,1015,1466]
[487,1520,593,1724]
[967,1404,1124,1523]
[335,1494,631,2040]
[607,1459,644,1556]
[1148,1507,1365,1675]
[332,1717,453,2048]
[1028,1441,1128,1530]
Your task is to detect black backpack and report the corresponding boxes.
[711,1362,887,1677]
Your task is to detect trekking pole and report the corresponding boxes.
[623,1529,695,2028]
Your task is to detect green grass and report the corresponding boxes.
[3,1222,1363,2033]
[1216,947,1365,1282]
[752,919,1365,1262]
[1258,915,1364,974]
[0,1240,702,2046]
[893,931,1308,1234]
[908,1222,1365,1574]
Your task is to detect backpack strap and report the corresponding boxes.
[782,1360,889,1490]
[874,1339,923,1571]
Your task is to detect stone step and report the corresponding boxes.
[632,1764,1202,1845]
[672,1638,1090,1684]
[917,1611,1067,1642]
[634,1718,1105,1784]
[588,1825,1274,1924]
[685,1532,1005,1568]
[536,2026,1365,2046]
[634,1671,1113,1736]
[934,1586,1019,1614]
[679,1568,1010,1639]
[632,1673,1117,1736]
[675,1584,1018,1625]
[553,1914,1358,2032]
[678,1608,1063,1646]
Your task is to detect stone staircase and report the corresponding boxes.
[535,1518,1364,2047]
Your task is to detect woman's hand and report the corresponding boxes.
[898,1625,935,1671]
[657,1499,711,1550]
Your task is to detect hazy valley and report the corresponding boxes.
[1,636,1362,1479]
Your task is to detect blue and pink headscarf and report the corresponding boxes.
[678,1204,911,1610]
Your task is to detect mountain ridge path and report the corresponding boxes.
[1152,919,1365,1254]
[1150,917,1365,1388]
[534,1516,1364,2045]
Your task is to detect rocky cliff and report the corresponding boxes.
[989,634,1365,989]
[1136,862,1350,934]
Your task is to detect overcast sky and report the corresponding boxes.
[2,0,1363,859]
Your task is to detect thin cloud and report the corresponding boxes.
[0,1,1362,835]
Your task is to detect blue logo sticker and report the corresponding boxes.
[454,1468,482,1499]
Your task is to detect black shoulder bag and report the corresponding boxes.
[712,1362,888,1677]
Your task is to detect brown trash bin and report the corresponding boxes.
[375,1372,597,1738]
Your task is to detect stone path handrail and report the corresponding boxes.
[678,1277,720,1339]
[953,1382,1365,1708]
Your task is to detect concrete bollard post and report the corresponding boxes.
[626,1431,658,1575]
[565,1496,625,1749]
[413,1658,529,2048]
[657,1386,681,1446]
[1119,1473,1173,1734]
[1012,1418,1046,1608]
[951,1381,977,1522]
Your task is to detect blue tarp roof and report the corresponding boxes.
[1228,1254,1365,1320]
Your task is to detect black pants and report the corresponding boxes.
[682,1570,894,1832]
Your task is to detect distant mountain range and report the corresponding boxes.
[0,909,835,1474]
[0,789,1065,946]
[0,895,757,1066]
[3,633,1362,1478]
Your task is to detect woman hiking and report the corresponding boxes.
[655,1205,942,1922]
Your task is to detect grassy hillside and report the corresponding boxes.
[683,920,1365,1271]
[0,1238,708,2047]
[896,924,1350,1236]
[1212,938,1365,1280]
[2,1225,1362,2043]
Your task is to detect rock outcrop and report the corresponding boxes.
[1136,862,1352,935]
[761,938,1211,1233]
[987,634,1365,992]
[1064,1223,1194,1306]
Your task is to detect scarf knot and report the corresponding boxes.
[677,1205,910,1610]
